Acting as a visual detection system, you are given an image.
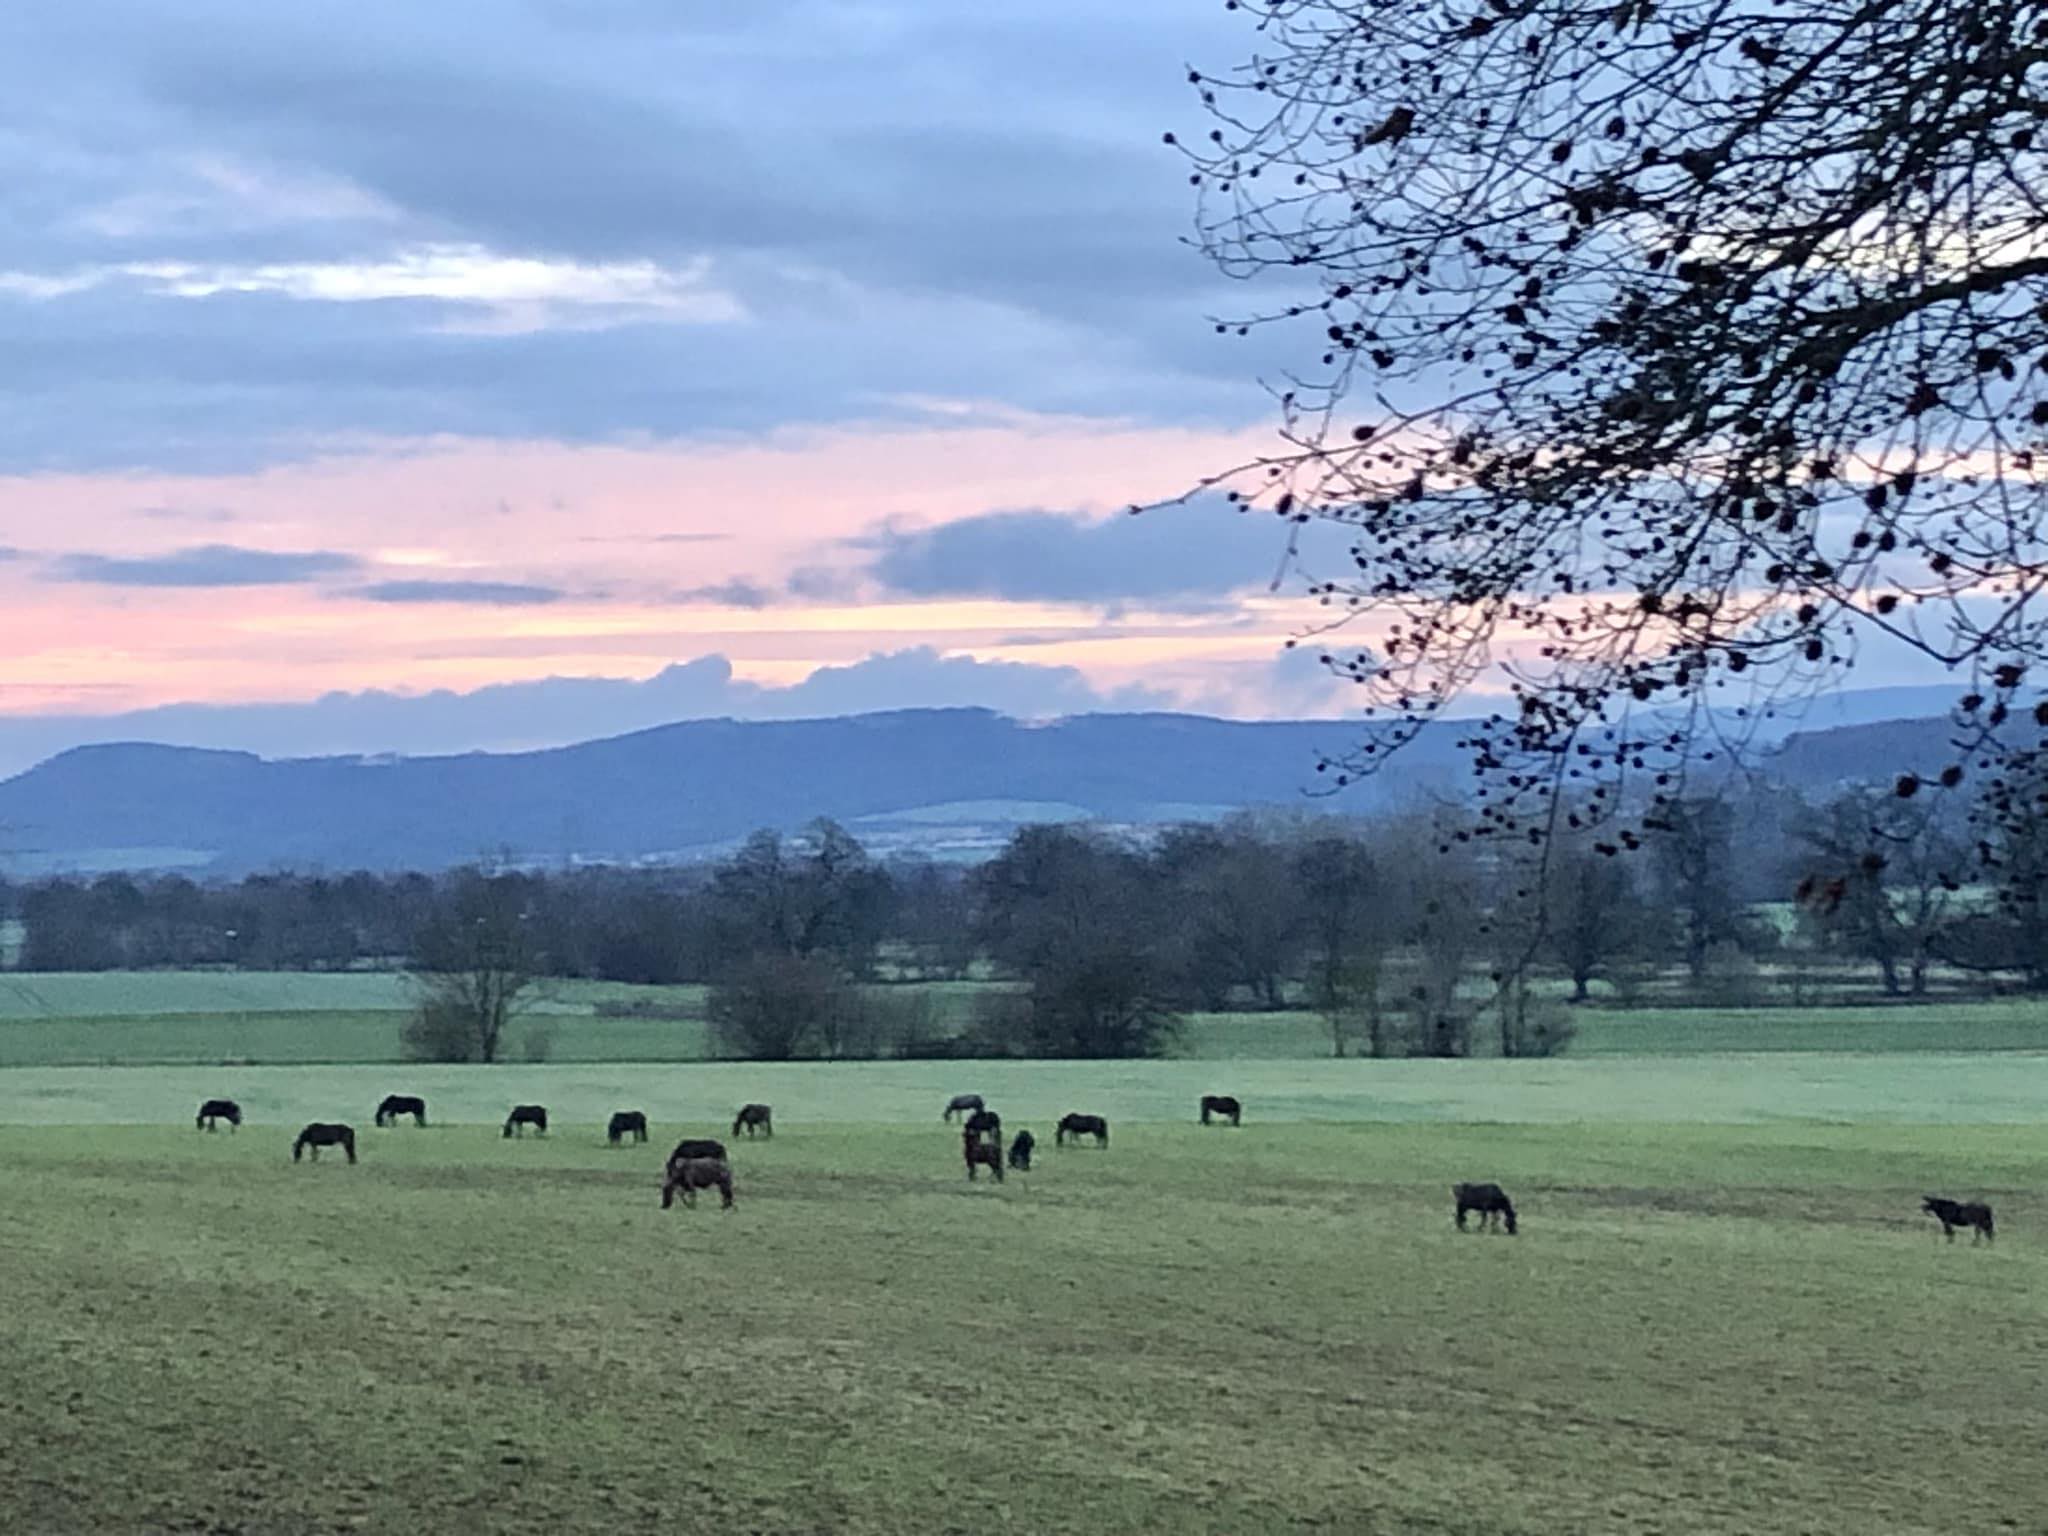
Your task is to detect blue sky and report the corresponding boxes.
[0,1,1960,772]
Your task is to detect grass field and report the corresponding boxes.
[4,1052,2048,1129]
[0,969,2043,1067]
[1,1109,2043,1534]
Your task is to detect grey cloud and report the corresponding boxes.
[0,647,1177,777]
[674,579,774,609]
[133,504,239,524]
[786,565,865,603]
[355,579,566,606]
[862,506,1311,604]
[48,543,359,586]
[0,1,1279,471]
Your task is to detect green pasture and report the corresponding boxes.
[1,1116,2042,1534]
[0,969,2042,1068]
[1,1051,2045,1129]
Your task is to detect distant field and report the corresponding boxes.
[0,968,2042,1066]
[1,1118,2042,1533]
[3,1051,2046,1129]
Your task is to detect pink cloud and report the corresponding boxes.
[0,411,1306,715]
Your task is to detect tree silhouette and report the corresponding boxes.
[1163,0,2048,844]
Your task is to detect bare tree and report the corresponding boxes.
[1295,829,1392,1055]
[706,951,846,1061]
[1794,787,1964,993]
[1164,0,2048,834]
[403,869,539,1064]
[1648,797,1748,985]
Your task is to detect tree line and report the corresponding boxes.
[7,767,2047,1060]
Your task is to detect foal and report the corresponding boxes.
[1007,1129,1036,1172]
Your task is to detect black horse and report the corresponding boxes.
[293,1123,356,1163]
[1007,1129,1036,1171]
[503,1104,548,1138]
[943,1093,985,1123]
[1454,1182,1518,1235]
[195,1098,241,1132]
[963,1107,1002,1146]
[668,1137,729,1165]
[1199,1095,1242,1127]
[662,1157,735,1210]
[1056,1113,1109,1148]
[374,1094,427,1128]
[1923,1196,1995,1243]
[964,1128,1004,1182]
[733,1103,773,1139]
[607,1110,649,1145]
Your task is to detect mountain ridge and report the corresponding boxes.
[0,705,1959,876]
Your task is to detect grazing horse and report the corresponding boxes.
[662,1157,734,1210]
[374,1094,427,1128]
[1454,1182,1517,1235]
[667,1137,728,1165]
[607,1110,649,1145]
[1199,1095,1242,1127]
[964,1128,1004,1182]
[195,1098,241,1132]
[1008,1129,1036,1172]
[943,1093,985,1123]
[733,1103,773,1139]
[1056,1112,1109,1148]
[1923,1196,1995,1243]
[503,1104,548,1138]
[293,1123,356,1163]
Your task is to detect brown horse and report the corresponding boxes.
[662,1157,734,1210]
[733,1103,773,1139]
[1056,1113,1108,1147]
[1200,1095,1241,1127]
[1454,1182,1517,1234]
[196,1098,241,1132]
[964,1128,1004,1182]
[1923,1196,1995,1243]
[293,1123,356,1163]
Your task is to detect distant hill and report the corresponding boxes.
[0,705,1969,876]
[0,710,1453,874]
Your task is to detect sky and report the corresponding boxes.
[0,0,1390,768]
